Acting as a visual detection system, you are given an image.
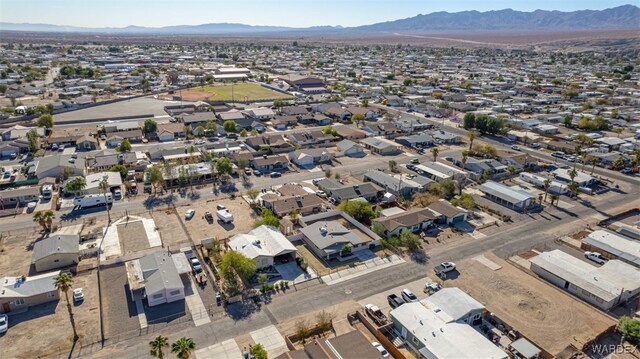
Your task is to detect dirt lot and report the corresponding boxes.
[100,264,141,340]
[446,252,616,357]
[116,220,150,255]
[179,197,258,243]
[0,270,101,359]
[0,230,39,276]
[152,208,190,249]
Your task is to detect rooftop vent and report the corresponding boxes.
[319,227,328,235]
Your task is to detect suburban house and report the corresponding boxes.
[373,207,439,237]
[323,106,352,122]
[274,328,383,359]
[413,161,467,182]
[156,123,186,142]
[251,155,289,173]
[76,133,98,151]
[335,139,365,157]
[86,151,149,173]
[77,171,123,195]
[30,154,85,179]
[272,115,298,130]
[245,134,293,153]
[552,169,597,188]
[316,179,383,203]
[103,120,140,134]
[181,112,215,130]
[126,251,189,307]
[0,271,61,313]
[288,148,332,167]
[261,193,324,218]
[360,137,402,155]
[478,181,536,212]
[246,108,275,121]
[427,199,469,225]
[106,130,143,147]
[31,234,80,272]
[390,289,507,359]
[333,125,368,140]
[299,211,381,260]
[364,170,430,198]
[581,230,640,268]
[530,250,640,310]
[519,172,568,195]
[0,186,40,207]
[395,134,435,148]
[228,225,297,269]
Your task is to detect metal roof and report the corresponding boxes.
[479,181,535,205]
[32,234,79,263]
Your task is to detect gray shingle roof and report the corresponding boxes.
[32,234,79,263]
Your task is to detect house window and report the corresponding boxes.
[411,336,419,346]
[47,291,56,298]
[153,293,163,299]
[170,290,181,296]
[15,298,25,305]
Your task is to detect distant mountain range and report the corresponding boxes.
[1,5,638,34]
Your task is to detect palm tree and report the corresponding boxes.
[543,179,551,203]
[431,147,440,162]
[54,272,78,341]
[590,157,599,175]
[33,210,56,231]
[468,131,476,151]
[507,165,516,181]
[568,181,580,199]
[568,167,578,183]
[99,179,112,223]
[149,335,169,359]
[171,337,196,359]
[550,194,559,207]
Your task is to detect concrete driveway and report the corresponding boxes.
[250,325,288,358]
[274,262,317,284]
[195,338,242,359]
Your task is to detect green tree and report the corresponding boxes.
[220,250,257,282]
[321,126,337,136]
[116,138,132,152]
[246,188,260,207]
[507,165,516,179]
[463,113,475,130]
[53,272,79,341]
[149,335,169,359]
[215,157,234,177]
[223,120,237,133]
[33,210,55,231]
[399,231,422,253]
[237,158,250,171]
[145,166,164,194]
[352,113,365,128]
[388,160,398,172]
[143,119,157,134]
[252,344,268,359]
[315,310,334,333]
[171,337,196,359]
[543,179,551,203]
[65,176,87,194]
[428,179,456,200]
[337,200,375,223]
[240,129,248,137]
[194,125,205,137]
[467,131,476,151]
[254,208,280,228]
[205,119,217,135]
[36,114,54,128]
[110,165,128,180]
[450,193,475,210]
[26,128,39,152]
[618,316,640,344]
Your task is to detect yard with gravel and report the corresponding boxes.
[446,252,616,357]
[179,197,259,243]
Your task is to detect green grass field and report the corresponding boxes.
[186,83,294,102]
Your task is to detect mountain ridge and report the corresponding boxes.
[1,5,638,34]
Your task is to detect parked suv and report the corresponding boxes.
[401,288,418,303]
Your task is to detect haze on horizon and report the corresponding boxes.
[0,0,634,29]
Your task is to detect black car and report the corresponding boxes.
[387,294,405,308]
[270,172,282,178]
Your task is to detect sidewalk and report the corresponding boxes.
[321,254,405,286]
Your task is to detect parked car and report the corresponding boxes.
[216,204,227,211]
[0,314,7,334]
[552,151,565,158]
[371,342,390,358]
[316,190,327,198]
[253,170,262,176]
[434,262,456,276]
[566,155,577,162]
[244,168,252,175]
[204,211,214,223]
[190,257,202,273]
[365,304,388,325]
[270,172,282,178]
[401,288,418,303]
[425,282,442,294]
[410,158,420,164]
[621,168,633,175]
[114,189,122,199]
[511,145,520,151]
[387,293,405,309]
[585,251,607,265]
[185,209,195,220]
[73,288,84,302]
[51,144,59,151]
[530,143,541,149]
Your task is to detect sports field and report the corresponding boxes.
[179,83,294,102]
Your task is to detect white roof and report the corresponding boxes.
[228,225,296,260]
[584,230,640,267]
[84,171,123,190]
[530,250,640,302]
[391,302,507,359]
[415,161,466,180]
[423,287,485,321]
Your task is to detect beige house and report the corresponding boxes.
[31,234,80,272]
[0,271,61,313]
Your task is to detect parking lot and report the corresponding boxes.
[0,270,101,359]
[180,197,259,242]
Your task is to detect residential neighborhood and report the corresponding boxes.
[1,3,640,359]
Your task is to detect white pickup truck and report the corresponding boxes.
[434,262,456,276]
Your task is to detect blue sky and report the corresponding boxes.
[0,0,635,28]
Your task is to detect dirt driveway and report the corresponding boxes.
[446,252,616,356]
[0,270,101,359]
[179,197,259,243]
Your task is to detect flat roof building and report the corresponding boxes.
[582,230,640,268]
[530,250,640,310]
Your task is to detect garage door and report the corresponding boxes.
[451,215,464,223]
